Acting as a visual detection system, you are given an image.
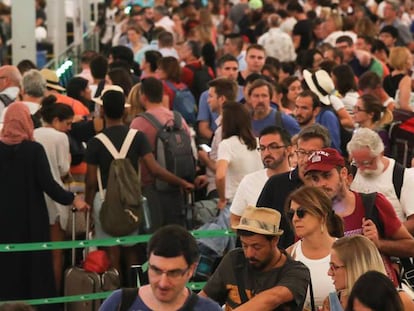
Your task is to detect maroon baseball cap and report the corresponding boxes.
[304,148,345,175]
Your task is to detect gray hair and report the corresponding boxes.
[347,128,384,157]
[21,69,46,98]
[297,124,331,148]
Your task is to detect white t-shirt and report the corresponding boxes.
[34,127,71,227]
[217,135,262,201]
[351,157,414,222]
[230,169,268,216]
[290,240,335,309]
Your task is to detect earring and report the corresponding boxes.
[321,224,324,233]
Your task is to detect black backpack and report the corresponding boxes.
[187,64,212,103]
[141,112,196,191]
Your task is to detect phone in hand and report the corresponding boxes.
[198,144,212,153]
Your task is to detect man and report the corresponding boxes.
[153,5,174,33]
[379,25,398,49]
[335,35,372,78]
[197,77,239,199]
[140,50,162,79]
[294,90,341,151]
[323,46,344,65]
[380,0,413,47]
[158,31,179,59]
[230,126,292,228]
[258,14,296,62]
[348,128,414,235]
[0,65,22,118]
[90,54,109,98]
[249,79,300,137]
[85,85,192,274]
[180,40,215,100]
[197,54,243,142]
[357,71,395,111]
[237,44,266,86]
[287,2,312,53]
[0,69,45,128]
[257,124,331,248]
[355,35,388,79]
[40,68,90,117]
[200,206,310,310]
[223,34,247,71]
[130,77,194,228]
[100,225,222,310]
[76,50,98,85]
[304,147,414,286]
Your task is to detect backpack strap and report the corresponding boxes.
[274,109,284,128]
[165,80,178,92]
[392,161,405,200]
[118,287,138,311]
[0,93,13,107]
[173,111,182,129]
[181,292,199,311]
[95,129,138,200]
[140,112,164,130]
[360,192,385,237]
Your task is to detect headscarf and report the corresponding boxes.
[0,102,34,145]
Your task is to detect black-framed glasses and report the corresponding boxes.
[329,262,346,272]
[287,207,307,220]
[148,263,190,278]
[258,143,286,152]
[294,149,317,158]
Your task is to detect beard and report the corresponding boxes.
[359,159,385,178]
[263,155,285,169]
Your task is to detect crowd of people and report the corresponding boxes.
[1,0,414,310]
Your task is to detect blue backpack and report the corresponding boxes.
[166,81,197,126]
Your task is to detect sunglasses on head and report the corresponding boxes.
[287,207,307,220]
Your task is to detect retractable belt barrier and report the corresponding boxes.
[0,229,234,306]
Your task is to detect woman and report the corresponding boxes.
[352,94,393,156]
[107,67,133,96]
[126,25,147,65]
[286,186,344,310]
[157,56,190,110]
[66,76,94,113]
[345,271,404,311]
[34,96,74,293]
[323,235,414,311]
[280,76,302,115]
[331,64,359,116]
[0,102,88,308]
[383,47,413,111]
[216,102,262,209]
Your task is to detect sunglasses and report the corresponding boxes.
[287,207,307,220]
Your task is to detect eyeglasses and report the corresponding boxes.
[286,207,308,220]
[148,263,190,279]
[329,263,346,272]
[258,143,286,152]
[294,149,317,158]
[350,157,376,168]
[353,106,367,112]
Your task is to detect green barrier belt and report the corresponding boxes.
[0,229,235,252]
[0,282,206,306]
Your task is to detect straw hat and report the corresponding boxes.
[303,69,335,106]
[40,69,65,92]
[233,206,284,236]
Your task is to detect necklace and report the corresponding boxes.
[273,250,283,268]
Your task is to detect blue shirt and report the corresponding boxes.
[100,288,222,311]
[316,108,341,152]
[251,108,301,137]
[196,86,244,133]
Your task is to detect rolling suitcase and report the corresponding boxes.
[64,209,120,311]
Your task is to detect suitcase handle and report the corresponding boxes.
[71,207,90,266]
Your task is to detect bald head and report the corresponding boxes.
[0,65,22,91]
